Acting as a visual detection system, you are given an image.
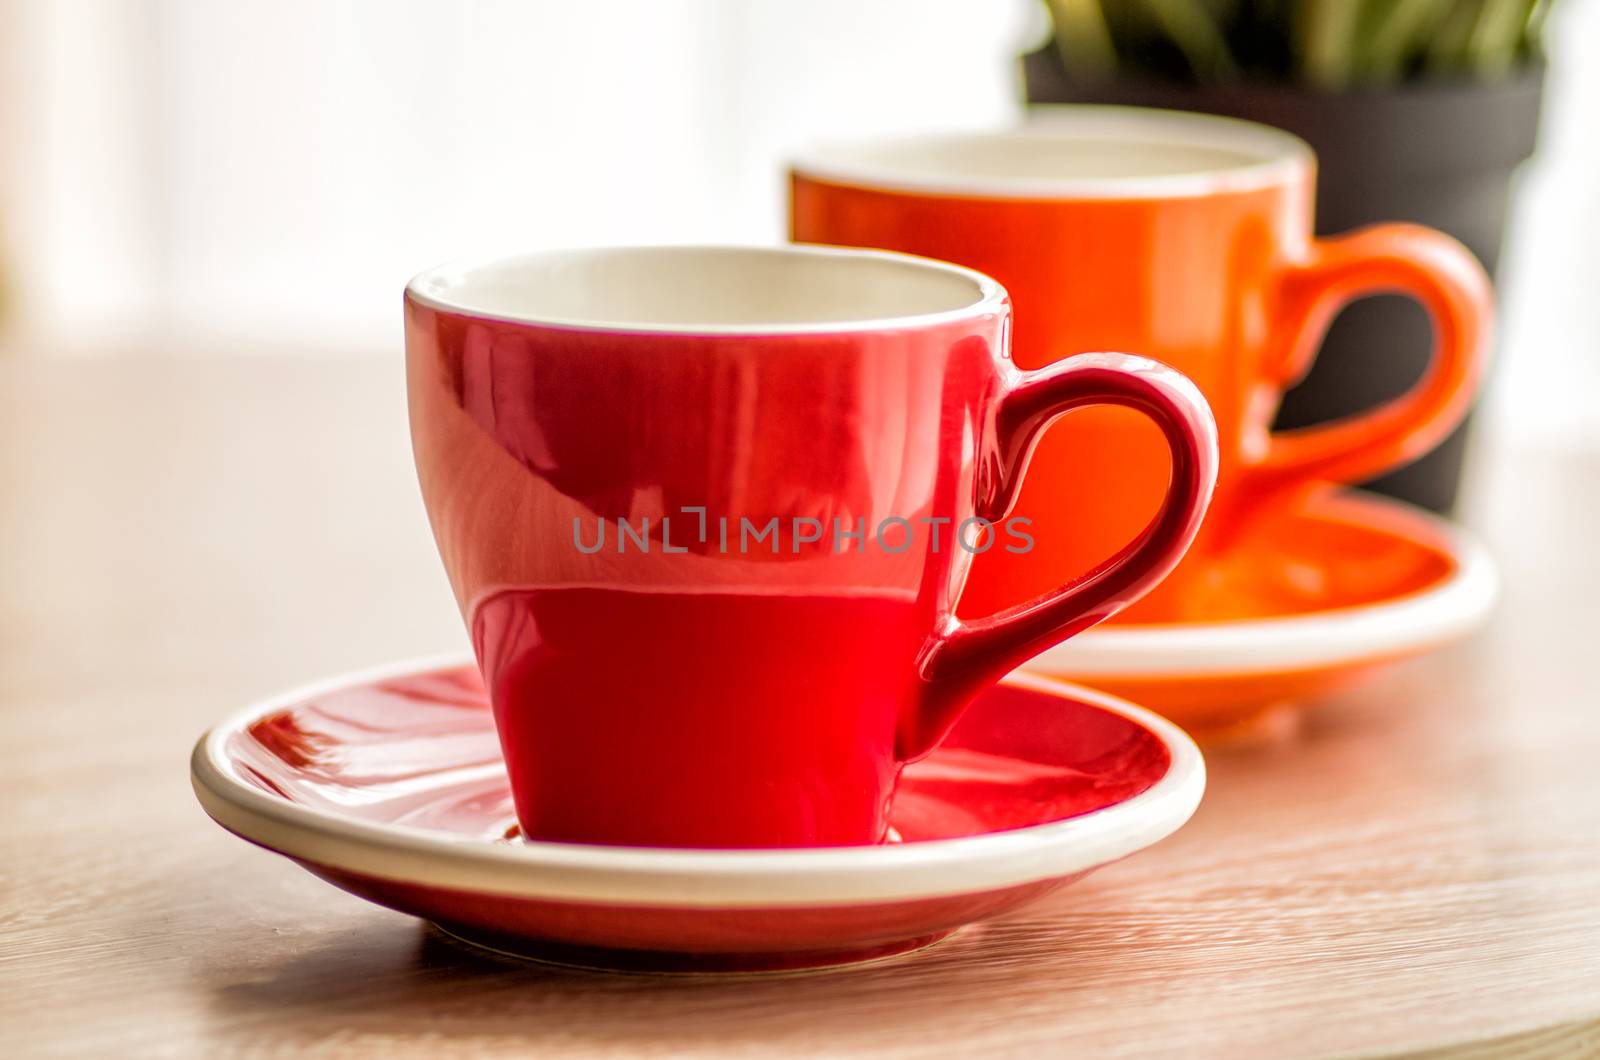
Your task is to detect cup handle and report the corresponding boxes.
[905,352,1219,759]
[1243,223,1492,507]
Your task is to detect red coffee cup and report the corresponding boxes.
[405,245,1217,848]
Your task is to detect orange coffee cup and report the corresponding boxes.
[792,106,1491,622]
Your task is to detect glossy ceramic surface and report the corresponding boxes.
[1026,490,1497,737]
[191,660,1205,973]
[405,245,1217,848]
[791,107,1492,624]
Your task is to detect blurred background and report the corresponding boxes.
[0,0,1595,451]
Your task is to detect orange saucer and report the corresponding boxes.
[1023,491,1497,741]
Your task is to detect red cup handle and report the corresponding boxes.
[1246,223,1492,503]
[904,352,1219,759]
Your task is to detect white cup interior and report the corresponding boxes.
[793,105,1312,199]
[407,245,999,333]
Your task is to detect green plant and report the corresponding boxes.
[1042,0,1552,88]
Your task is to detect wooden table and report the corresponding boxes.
[3,354,1598,1058]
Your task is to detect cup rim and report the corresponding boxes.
[791,104,1314,201]
[404,243,1009,337]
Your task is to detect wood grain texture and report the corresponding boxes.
[2,354,1598,1058]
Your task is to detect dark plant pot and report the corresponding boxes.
[1023,46,1544,514]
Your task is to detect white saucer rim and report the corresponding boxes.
[191,655,1203,909]
[1028,493,1498,678]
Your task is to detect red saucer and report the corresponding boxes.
[192,659,1203,973]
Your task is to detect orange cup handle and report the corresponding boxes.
[1247,223,1492,501]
